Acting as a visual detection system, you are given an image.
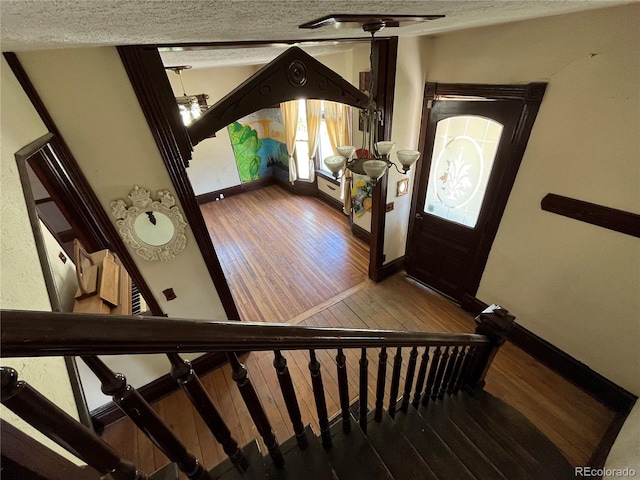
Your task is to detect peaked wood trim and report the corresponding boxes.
[118,45,241,321]
[187,46,369,145]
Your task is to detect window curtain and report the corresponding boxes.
[305,99,322,183]
[280,101,298,183]
[325,102,354,215]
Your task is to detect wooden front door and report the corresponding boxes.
[406,83,545,303]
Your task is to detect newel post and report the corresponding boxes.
[464,305,515,394]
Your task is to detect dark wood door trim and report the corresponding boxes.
[408,82,546,299]
[118,46,241,321]
[369,36,398,282]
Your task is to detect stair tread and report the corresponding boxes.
[415,398,508,479]
[325,418,394,480]
[364,410,437,480]
[393,406,476,480]
[454,391,574,479]
[263,425,337,480]
[210,440,266,480]
[421,395,533,480]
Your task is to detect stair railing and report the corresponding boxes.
[1,305,514,477]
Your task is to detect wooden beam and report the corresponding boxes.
[541,193,640,238]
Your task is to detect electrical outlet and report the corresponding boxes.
[163,288,177,301]
[385,202,394,212]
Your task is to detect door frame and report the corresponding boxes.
[407,82,546,303]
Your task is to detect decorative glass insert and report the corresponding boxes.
[424,115,503,228]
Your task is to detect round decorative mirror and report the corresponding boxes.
[110,186,187,262]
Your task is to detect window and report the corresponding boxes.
[293,100,344,180]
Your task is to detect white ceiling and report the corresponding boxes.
[1,1,631,68]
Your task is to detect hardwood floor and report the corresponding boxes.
[200,185,369,322]
[102,187,615,477]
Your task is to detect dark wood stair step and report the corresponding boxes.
[416,398,508,479]
[210,440,267,480]
[364,410,437,480]
[393,406,475,480]
[263,425,337,480]
[325,418,394,480]
[453,391,574,479]
[438,393,550,479]
[149,463,179,480]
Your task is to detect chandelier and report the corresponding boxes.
[323,21,421,184]
[165,65,210,126]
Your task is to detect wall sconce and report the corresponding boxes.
[396,178,409,197]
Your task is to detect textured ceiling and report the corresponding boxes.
[1,0,630,67]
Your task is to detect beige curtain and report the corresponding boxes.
[324,102,352,155]
[324,102,353,215]
[306,99,322,183]
[280,101,298,183]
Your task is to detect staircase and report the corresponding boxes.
[200,390,573,480]
[1,306,574,480]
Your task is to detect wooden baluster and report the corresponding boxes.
[457,345,477,389]
[167,353,249,471]
[387,347,402,418]
[401,347,418,412]
[1,367,148,480]
[81,357,212,480]
[448,346,467,394]
[374,347,387,422]
[465,305,516,393]
[336,348,351,434]
[273,350,308,449]
[422,346,442,406]
[227,353,284,467]
[439,346,459,398]
[359,348,369,433]
[412,347,430,408]
[431,346,450,400]
[308,349,332,448]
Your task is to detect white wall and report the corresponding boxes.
[40,220,78,312]
[412,4,639,396]
[16,47,231,407]
[167,65,256,195]
[384,36,431,263]
[0,57,83,465]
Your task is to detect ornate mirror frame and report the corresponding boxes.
[111,186,188,262]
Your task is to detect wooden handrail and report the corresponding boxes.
[0,309,489,358]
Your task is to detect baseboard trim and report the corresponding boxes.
[376,256,406,282]
[588,405,636,469]
[461,295,637,413]
[351,223,370,244]
[91,352,229,431]
[317,190,344,213]
[196,178,275,204]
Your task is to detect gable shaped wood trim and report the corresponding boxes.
[187,46,369,145]
[118,45,241,321]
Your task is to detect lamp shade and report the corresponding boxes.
[337,145,356,159]
[396,150,421,168]
[363,160,388,180]
[324,155,346,175]
[376,141,395,156]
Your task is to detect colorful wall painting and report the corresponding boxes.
[228,108,289,183]
[352,176,373,217]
